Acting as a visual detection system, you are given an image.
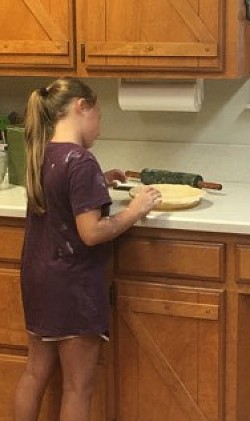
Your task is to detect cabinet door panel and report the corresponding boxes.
[236,244,250,284]
[85,0,224,72]
[0,353,62,421]
[0,271,113,420]
[0,269,27,346]
[0,0,75,68]
[115,281,225,421]
[0,226,24,263]
[0,218,115,421]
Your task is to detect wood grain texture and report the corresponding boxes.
[22,0,66,40]
[116,236,225,281]
[86,41,217,57]
[0,0,74,68]
[84,0,222,71]
[116,280,224,420]
[2,218,250,420]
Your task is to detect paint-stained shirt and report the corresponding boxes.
[21,142,112,337]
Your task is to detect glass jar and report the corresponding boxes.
[0,143,8,187]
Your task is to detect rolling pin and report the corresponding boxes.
[125,169,222,190]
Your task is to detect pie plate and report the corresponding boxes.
[129,184,205,211]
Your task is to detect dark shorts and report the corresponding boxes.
[27,329,109,342]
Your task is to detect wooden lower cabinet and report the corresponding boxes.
[0,345,111,421]
[115,281,225,421]
[3,219,250,420]
[0,218,114,421]
[113,228,250,421]
[0,353,62,420]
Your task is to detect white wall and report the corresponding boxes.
[1,76,250,183]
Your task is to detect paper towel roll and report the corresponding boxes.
[118,79,204,112]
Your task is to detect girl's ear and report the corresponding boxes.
[75,98,86,114]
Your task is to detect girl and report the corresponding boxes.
[14,77,161,421]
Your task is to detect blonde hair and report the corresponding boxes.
[25,77,97,214]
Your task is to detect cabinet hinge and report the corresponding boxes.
[109,282,116,306]
[81,44,85,62]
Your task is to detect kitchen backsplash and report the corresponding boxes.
[0,76,250,183]
[92,140,250,184]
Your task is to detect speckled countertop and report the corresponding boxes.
[0,182,249,235]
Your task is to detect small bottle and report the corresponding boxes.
[0,143,8,188]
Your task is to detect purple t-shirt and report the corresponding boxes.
[21,143,112,337]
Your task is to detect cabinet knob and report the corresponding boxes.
[145,45,154,52]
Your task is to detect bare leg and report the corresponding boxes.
[13,334,58,421]
[58,335,101,421]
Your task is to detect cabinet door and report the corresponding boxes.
[0,269,26,346]
[0,353,62,421]
[0,0,75,69]
[115,281,225,421]
[0,268,60,420]
[0,266,114,420]
[84,0,224,72]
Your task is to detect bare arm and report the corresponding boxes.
[75,186,161,246]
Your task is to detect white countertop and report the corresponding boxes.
[0,182,249,235]
[0,185,27,218]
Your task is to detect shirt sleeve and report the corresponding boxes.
[68,151,112,217]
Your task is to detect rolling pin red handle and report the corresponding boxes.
[125,170,141,179]
[198,181,223,190]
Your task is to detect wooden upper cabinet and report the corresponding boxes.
[78,0,250,78]
[0,0,75,70]
[83,0,224,74]
[0,0,248,78]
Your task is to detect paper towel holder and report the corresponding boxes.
[118,78,204,112]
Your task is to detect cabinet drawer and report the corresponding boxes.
[236,245,250,283]
[0,226,24,262]
[116,237,225,281]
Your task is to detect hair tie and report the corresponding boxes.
[39,87,48,98]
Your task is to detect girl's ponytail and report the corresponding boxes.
[25,89,52,214]
[24,77,97,215]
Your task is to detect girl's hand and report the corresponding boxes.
[129,186,162,217]
[104,169,126,186]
